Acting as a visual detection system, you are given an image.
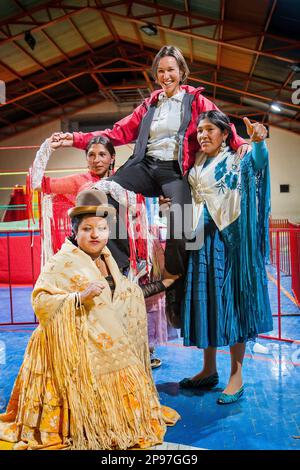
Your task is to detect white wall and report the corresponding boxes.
[268,126,300,222]
[0,100,299,221]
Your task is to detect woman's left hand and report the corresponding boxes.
[243,117,268,142]
[236,143,252,158]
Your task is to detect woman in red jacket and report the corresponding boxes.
[50,45,249,322]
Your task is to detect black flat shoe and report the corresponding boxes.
[179,373,219,389]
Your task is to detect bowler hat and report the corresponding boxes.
[68,189,116,218]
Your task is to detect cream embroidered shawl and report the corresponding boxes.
[0,240,179,450]
[188,146,242,232]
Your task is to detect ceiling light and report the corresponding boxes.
[241,97,296,118]
[270,103,281,112]
[289,63,300,73]
[140,23,158,36]
[24,31,36,50]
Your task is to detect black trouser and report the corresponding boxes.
[107,156,192,276]
[106,194,130,271]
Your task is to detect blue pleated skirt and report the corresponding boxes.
[182,213,272,349]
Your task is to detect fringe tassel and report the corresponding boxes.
[135,194,149,269]
[127,194,153,283]
[40,195,54,266]
[25,169,35,226]
[220,153,272,340]
[50,195,72,254]
[8,297,167,450]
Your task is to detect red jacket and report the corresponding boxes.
[73,85,246,175]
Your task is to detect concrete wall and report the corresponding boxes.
[268,126,300,222]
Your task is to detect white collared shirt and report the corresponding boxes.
[146,89,185,161]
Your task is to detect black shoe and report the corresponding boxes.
[179,373,219,389]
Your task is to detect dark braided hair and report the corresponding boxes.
[197,110,233,149]
[68,214,90,246]
[86,136,116,172]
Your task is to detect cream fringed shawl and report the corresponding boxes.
[0,240,179,450]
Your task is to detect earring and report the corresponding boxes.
[221,140,226,150]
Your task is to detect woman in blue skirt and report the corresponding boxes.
[180,110,273,404]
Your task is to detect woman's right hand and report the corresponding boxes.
[47,135,62,150]
[80,281,106,305]
[243,117,268,142]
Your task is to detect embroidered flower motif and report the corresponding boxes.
[64,261,73,268]
[49,416,59,429]
[70,274,90,292]
[215,180,226,194]
[44,390,53,402]
[3,423,18,436]
[225,172,238,190]
[118,291,128,301]
[215,160,227,180]
[97,332,114,350]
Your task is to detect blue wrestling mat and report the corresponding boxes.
[0,266,299,450]
[0,330,299,450]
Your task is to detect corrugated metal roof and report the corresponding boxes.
[0,0,299,138]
